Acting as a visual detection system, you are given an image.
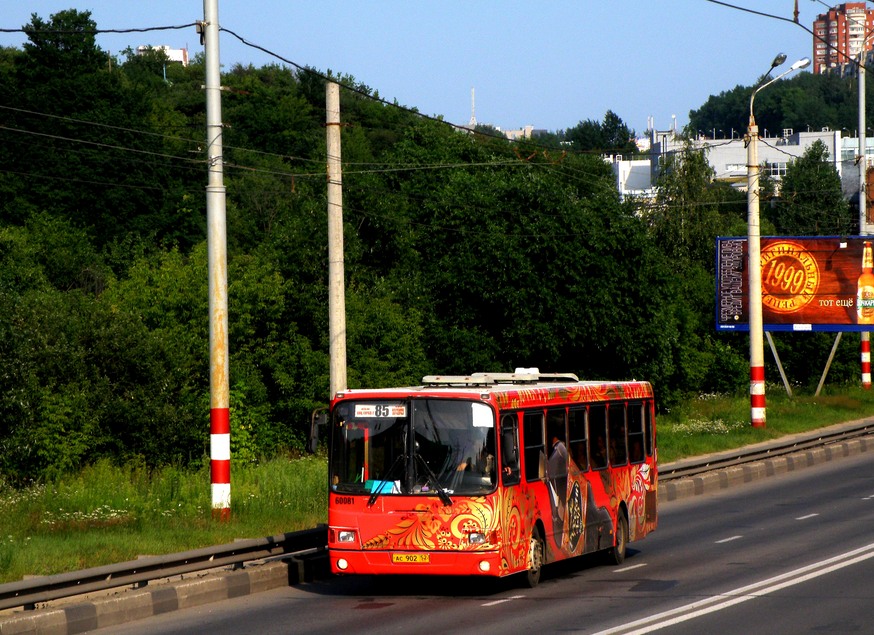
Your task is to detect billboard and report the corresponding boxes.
[716,236,874,332]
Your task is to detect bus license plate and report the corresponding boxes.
[391,553,430,564]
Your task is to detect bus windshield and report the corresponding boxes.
[330,399,496,497]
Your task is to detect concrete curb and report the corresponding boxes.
[658,435,874,502]
[0,553,328,635]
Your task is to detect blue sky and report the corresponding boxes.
[2,1,821,135]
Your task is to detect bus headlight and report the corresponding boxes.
[478,560,491,572]
[338,530,356,543]
[337,558,349,570]
[468,532,486,544]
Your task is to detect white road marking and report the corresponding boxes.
[715,535,743,544]
[795,513,819,520]
[589,541,874,634]
[482,594,525,607]
[614,563,648,573]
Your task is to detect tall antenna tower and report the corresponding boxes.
[468,87,477,128]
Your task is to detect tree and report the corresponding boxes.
[689,72,862,142]
[648,144,746,269]
[2,30,800,479]
[566,110,636,154]
[644,143,750,400]
[600,110,637,154]
[769,139,852,235]
[19,9,106,77]
[0,10,201,249]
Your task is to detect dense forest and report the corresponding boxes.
[689,66,873,138]
[0,10,860,483]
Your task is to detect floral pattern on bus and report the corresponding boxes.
[361,497,500,551]
[492,382,653,411]
[594,462,654,541]
[356,487,540,575]
[497,486,539,573]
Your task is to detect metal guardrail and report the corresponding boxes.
[3,420,873,612]
[0,525,326,611]
[659,417,874,481]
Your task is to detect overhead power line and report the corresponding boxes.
[0,24,197,34]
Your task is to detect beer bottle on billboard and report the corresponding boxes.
[857,241,874,324]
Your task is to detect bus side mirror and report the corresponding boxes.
[308,408,327,454]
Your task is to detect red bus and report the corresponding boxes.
[315,369,657,586]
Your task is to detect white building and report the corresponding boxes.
[135,45,189,67]
[612,127,867,204]
[610,155,654,200]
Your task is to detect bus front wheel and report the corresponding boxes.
[525,527,544,588]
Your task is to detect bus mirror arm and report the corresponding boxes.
[308,409,327,454]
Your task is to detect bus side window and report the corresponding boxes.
[568,408,587,470]
[500,414,520,486]
[588,405,608,470]
[609,404,628,466]
[627,402,645,464]
[644,400,655,457]
[523,410,546,482]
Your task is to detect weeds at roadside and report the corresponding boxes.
[0,455,327,584]
[658,383,874,463]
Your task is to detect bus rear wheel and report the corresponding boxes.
[525,527,544,588]
[607,512,628,565]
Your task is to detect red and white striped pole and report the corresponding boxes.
[210,408,231,520]
[747,117,766,428]
[862,333,871,389]
[859,48,871,391]
[745,55,809,427]
[750,366,766,428]
[204,0,231,519]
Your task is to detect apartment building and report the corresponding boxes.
[813,2,874,74]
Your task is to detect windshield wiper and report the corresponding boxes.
[367,453,405,507]
[414,453,452,506]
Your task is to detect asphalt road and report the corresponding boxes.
[96,450,874,635]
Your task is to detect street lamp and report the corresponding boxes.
[747,53,811,428]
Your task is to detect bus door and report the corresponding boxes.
[545,408,568,551]
[497,413,525,572]
[499,413,520,487]
[626,400,658,537]
[586,404,614,552]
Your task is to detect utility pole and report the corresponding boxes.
[747,111,766,428]
[746,54,810,428]
[860,44,872,389]
[202,0,231,520]
[326,82,347,399]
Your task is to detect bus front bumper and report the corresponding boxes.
[329,549,505,577]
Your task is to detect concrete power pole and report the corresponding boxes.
[860,44,871,389]
[326,82,348,399]
[202,0,231,519]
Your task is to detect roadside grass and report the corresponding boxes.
[0,455,327,584]
[658,383,874,463]
[2,383,874,584]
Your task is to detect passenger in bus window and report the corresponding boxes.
[501,442,517,478]
[548,435,567,478]
[548,434,568,526]
[500,418,520,485]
